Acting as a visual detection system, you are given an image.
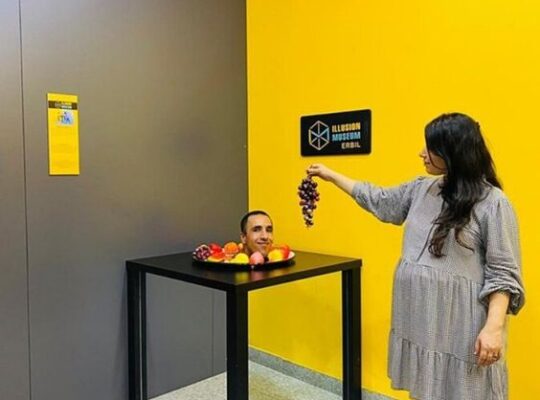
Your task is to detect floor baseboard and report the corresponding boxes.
[249,347,395,400]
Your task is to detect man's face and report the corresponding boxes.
[241,214,273,256]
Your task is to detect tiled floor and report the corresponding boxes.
[152,362,341,400]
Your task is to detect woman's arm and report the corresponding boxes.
[307,164,356,195]
[307,163,423,225]
[474,291,510,366]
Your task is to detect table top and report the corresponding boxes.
[126,250,362,292]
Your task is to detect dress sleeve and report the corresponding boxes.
[478,196,525,315]
[350,177,425,225]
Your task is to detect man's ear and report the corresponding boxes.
[240,233,246,244]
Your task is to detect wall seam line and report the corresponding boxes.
[18,0,32,399]
[211,291,215,374]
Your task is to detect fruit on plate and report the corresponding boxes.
[194,242,291,265]
[249,251,265,265]
[281,245,291,259]
[223,242,240,256]
[230,253,249,264]
[207,252,225,262]
[209,243,223,255]
[267,249,285,262]
[193,244,212,261]
[272,244,290,259]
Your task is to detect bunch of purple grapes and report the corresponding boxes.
[298,175,319,227]
[193,244,211,261]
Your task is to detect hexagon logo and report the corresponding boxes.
[308,121,330,151]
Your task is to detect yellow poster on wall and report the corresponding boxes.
[47,93,80,175]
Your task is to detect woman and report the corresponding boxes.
[307,113,525,400]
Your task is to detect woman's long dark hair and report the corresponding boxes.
[426,113,501,257]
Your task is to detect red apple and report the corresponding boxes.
[280,245,290,259]
[209,243,223,255]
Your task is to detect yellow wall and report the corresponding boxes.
[247,1,540,398]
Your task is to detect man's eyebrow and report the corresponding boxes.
[251,224,272,230]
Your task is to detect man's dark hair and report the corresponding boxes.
[240,210,271,234]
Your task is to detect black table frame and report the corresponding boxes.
[127,251,362,400]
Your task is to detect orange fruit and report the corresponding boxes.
[223,242,240,255]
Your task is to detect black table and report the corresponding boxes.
[127,250,362,400]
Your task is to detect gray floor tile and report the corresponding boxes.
[152,362,341,400]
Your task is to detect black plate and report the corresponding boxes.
[193,251,295,270]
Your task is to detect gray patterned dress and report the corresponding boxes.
[351,176,525,400]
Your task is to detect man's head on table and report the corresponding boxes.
[240,210,273,256]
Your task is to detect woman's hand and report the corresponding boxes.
[474,291,509,366]
[306,163,336,181]
[474,325,504,366]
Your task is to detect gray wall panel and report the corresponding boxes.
[213,291,227,374]
[19,0,246,398]
[146,277,214,397]
[0,1,30,399]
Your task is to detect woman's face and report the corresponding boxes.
[419,147,447,175]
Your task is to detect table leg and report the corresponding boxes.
[342,268,361,400]
[226,289,248,400]
[128,266,147,400]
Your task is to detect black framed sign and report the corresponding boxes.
[301,109,371,156]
